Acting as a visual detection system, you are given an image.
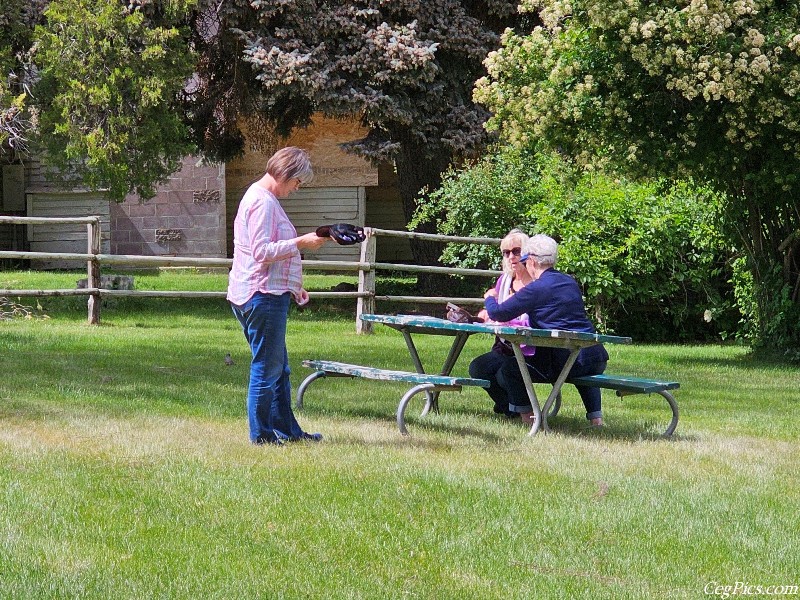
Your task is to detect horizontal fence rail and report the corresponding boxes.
[0,216,502,331]
[0,216,102,225]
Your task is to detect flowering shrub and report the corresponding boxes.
[474,0,800,355]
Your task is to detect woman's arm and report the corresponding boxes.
[249,201,326,263]
[294,231,328,251]
[485,282,538,323]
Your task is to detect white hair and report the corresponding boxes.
[525,234,558,266]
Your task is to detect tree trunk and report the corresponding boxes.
[736,190,800,357]
[394,143,453,294]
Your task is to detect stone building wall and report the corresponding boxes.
[110,156,226,257]
[13,116,410,264]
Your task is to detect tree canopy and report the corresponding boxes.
[186,0,521,267]
[474,0,800,355]
[3,0,522,273]
[32,0,196,199]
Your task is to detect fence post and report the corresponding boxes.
[356,231,376,334]
[87,218,101,324]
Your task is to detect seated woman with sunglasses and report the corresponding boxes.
[469,229,536,418]
[480,234,608,427]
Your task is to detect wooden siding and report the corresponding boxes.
[2,164,25,211]
[0,223,22,251]
[26,192,111,269]
[365,162,413,262]
[226,185,365,262]
[1,164,26,252]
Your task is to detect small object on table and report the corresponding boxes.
[445,302,484,324]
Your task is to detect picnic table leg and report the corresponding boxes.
[296,371,326,409]
[659,391,680,437]
[399,327,437,413]
[540,348,581,433]
[511,344,541,435]
[425,332,471,417]
[295,371,353,409]
[397,383,460,435]
[547,391,562,419]
[440,332,471,376]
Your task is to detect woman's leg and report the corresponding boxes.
[469,351,516,414]
[569,360,607,424]
[497,349,553,416]
[270,345,306,439]
[233,292,296,444]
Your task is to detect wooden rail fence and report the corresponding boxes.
[0,215,502,332]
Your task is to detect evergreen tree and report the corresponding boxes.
[33,0,196,199]
[186,0,520,271]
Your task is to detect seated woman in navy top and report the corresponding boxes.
[481,234,608,427]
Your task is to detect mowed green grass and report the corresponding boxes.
[1,276,798,599]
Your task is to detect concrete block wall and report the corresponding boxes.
[110,156,226,257]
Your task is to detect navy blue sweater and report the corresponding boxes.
[484,268,608,367]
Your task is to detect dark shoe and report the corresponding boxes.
[492,403,509,415]
[254,435,286,446]
[300,432,323,442]
[254,429,291,445]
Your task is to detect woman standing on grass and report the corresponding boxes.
[227,147,329,445]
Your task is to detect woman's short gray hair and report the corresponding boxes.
[525,234,558,266]
[266,146,314,184]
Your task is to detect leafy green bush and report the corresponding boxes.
[33,0,195,200]
[732,258,800,361]
[413,147,738,341]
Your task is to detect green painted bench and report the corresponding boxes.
[561,374,680,436]
[297,359,490,435]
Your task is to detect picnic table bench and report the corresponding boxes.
[562,375,680,436]
[297,314,680,437]
[296,359,490,435]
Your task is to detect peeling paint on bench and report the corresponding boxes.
[297,359,489,435]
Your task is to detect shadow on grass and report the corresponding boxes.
[1,343,244,421]
[299,397,690,443]
[337,422,508,446]
[668,351,799,371]
[298,398,510,443]
[546,414,696,442]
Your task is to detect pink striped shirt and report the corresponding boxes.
[226,183,303,306]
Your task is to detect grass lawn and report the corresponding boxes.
[1,272,799,599]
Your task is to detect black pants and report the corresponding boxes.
[469,348,606,420]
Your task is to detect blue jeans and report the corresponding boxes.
[231,292,305,444]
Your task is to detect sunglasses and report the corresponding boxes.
[501,247,522,257]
